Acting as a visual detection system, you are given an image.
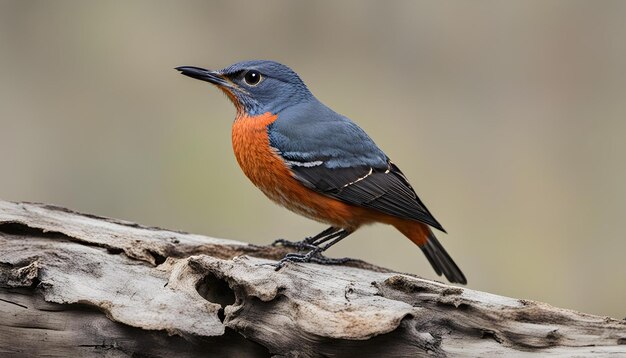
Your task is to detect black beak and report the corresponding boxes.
[175,66,232,88]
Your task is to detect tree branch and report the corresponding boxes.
[1,200,624,357]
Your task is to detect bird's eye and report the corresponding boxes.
[243,70,262,86]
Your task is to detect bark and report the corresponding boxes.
[0,200,624,357]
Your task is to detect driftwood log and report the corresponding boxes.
[0,200,625,357]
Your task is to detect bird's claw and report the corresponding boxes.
[308,255,352,265]
[267,249,352,271]
[271,238,318,251]
[272,249,320,270]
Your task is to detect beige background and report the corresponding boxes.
[1,1,625,318]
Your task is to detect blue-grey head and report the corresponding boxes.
[176,60,313,116]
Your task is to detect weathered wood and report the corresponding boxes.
[0,201,625,357]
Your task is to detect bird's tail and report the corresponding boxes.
[394,221,467,284]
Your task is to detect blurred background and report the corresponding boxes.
[1,1,625,318]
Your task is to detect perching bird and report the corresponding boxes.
[176,60,466,284]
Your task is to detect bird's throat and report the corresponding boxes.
[231,113,284,191]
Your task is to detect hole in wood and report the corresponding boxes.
[148,250,167,265]
[196,273,236,323]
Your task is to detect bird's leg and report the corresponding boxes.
[271,226,339,251]
[272,229,353,270]
[306,231,353,264]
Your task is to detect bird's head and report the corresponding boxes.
[176,60,313,116]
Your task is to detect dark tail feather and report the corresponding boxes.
[421,231,467,284]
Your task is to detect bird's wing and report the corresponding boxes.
[289,160,445,231]
[268,102,445,231]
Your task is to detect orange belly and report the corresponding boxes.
[231,113,377,229]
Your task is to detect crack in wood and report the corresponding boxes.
[0,298,28,309]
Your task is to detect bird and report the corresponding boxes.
[176,60,467,284]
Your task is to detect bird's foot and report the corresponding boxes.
[271,238,318,251]
[270,249,352,271]
[308,254,352,265]
[271,248,320,270]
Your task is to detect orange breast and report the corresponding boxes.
[231,113,376,229]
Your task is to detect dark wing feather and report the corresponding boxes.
[290,161,446,232]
